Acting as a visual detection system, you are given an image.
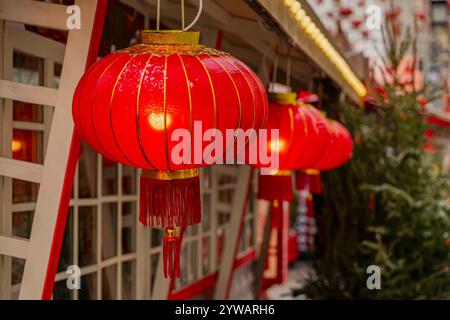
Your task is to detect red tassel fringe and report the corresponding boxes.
[258,174,293,202]
[309,174,322,194]
[139,174,201,228]
[295,171,308,191]
[163,231,181,279]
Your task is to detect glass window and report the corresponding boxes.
[102,157,118,196]
[122,166,136,195]
[12,211,34,239]
[78,143,97,198]
[79,273,97,300]
[122,260,136,299]
[78,206,97,267]
[102,203,118,260]
[102,264,117,299]
[122,202,136,254]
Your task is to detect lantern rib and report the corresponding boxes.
[194,56,217,133]
[109,55,141,167]
[208,54,242,131]
[297,105,309,165]
[230,56,268,128]
[207,54,242,163]
[287,107,295,164]
[177,54,194,165]
[136,53,157,170]
[163,56,171,171]
[88,54,123,160]
[226,58,257,143]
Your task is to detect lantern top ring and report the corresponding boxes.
[268,92,298,105]
[142,168,199,181]
[141,30,200,45]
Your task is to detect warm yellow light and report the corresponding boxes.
[12,140,22,152]
[287,4,367,98]
[295,9,306,21]
[290,1,301,13]
[149,112,171,131]
[300,16,311,29]
[269,139,286,153]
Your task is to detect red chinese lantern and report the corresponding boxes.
[73,31,268,278]
[295,103,331,169]
[313,120,353,170]
[252,92,306,202]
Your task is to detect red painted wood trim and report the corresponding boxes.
[168,249,256,300]
[41,0,108,300]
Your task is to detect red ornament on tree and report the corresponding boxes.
[73,31,268,278]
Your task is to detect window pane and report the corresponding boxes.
[13,101,43,123]
[190,241,199,280]
[201,237,210,275]
[79,272,97,300]
[122,202,136,254]
[78,206,97,267]
[102,264,117,300]
[13,51,43,86]
[12,258,25,285]
[122,166,136,195]
[102,157,118,196]
[150,253,159,294]
[58,207,74,272]
[202,193,211,231]
[53,280,71,300]
[102,203,118,260]
[12,180,39,203]
[12,129,43,164]
[78,143,97,198]
[150,228,163,247]
[122,260,136,299]
[12,211,33,239]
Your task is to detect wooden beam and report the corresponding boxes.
[0,0,69,31]
[0,236,29,259]
[0,80,58,107]
[0,157,43,184]
[19,0,101,300]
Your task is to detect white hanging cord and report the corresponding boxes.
[156,0,161,30]
[183,0,203,31]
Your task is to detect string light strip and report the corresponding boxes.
[284,0,367,98]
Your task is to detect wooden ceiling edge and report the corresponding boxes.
[256,0,364,106]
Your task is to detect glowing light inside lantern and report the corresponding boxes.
[12,140,22,152]
[149,112,172,131]
[269,139,286,153]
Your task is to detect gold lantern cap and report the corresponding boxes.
[269,92,298,105]
[141,30,200,45]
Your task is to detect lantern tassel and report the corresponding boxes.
[257,172,293,202]
[163,227,181,279]
[139,169,201,228]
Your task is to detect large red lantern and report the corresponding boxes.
[252,92,306,202]
[73,31,268,278]
[294,103,331,169]
[314,120,353,170]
